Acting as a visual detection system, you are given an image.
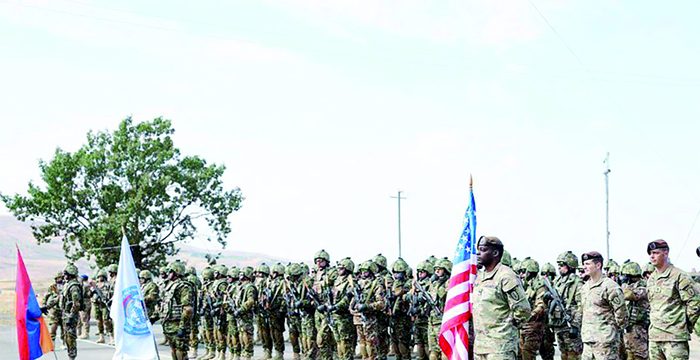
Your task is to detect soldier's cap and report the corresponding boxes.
[81,274,88,280]
[581,251,603,262]
[477,236,503,248]
[646,239,669,254]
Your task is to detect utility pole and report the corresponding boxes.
[390,191,406,258]
[604,153,611,261]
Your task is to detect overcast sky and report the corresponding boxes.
[2,1,699,271]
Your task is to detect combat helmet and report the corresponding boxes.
[255,263,270,275]
[540,262,556,276]
[286,263,304,277]
[159,266,168,275]
[55,271,64,280]
[337,258,355,273]
[556,251,579,269]
[434,258,453,274]
[643,262,655,275]
[240,266,254,280]
[426,255,438,266]
[97,269,108,280]
[107,264,118,274]
[139,270,153,280]
[271,263,286,275]
[373,254,388,270]
[64,263,79,277]
[416,260,434,275]
[214,264,228,277]
[202,267,214,280]
[604,259,619,272]
[391,258,410,274]
[501,250,513,267]
[359,260,378,274]
[621,261,642,277]
[168,261,186,276]
[228,266,240,279]
[188,266,197,276]
[522,258,540,273]
[512,258,522,273]
[314,249,330,262]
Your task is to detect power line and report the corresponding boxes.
[527,0,588,72]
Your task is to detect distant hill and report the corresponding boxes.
[0,215,290,283]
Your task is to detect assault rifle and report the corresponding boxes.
[283,280,300,317]
[351,284,368,324]
[306,285,335,328]
[89,282,112,307]
[413,280,442,316]
[541,277,572,329]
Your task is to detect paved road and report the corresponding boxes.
[2,324,700,360]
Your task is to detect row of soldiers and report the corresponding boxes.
[42,239,700,360]
[472,237,700,360]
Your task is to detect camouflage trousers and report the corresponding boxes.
[413,319,430,360]
[377,315,389,360]
[215,316,229,353]
[539,326,555,360]
[287,314,302,355]
[555,327,583,360]
[331,313,355,360]
[301,313,318,360]
[190,314,200,351]
[389,315,413,360]
[581,341,620,360]
[163,320,191,354]
[428,321,447,360]
[257,314,273,352]
[356,323,368,360]
[61,313,79,359]
[315,312,335,360]
[93,302,112,336]
[360,316,382,360]
[237,315,256,358]
[78,303,91,337]
[270,311,286,354]
[201,315,215,352]
[519,320,545,360]
[48,316,63,342]
[227,315,241,357]
[622,325,648,360]
[648,341,689,360]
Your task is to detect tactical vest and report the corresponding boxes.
[162,280,189,321]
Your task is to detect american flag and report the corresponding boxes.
[439,180,477,360]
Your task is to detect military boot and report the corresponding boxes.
[273,351,283,360]
[292,353,301,360]
[197,348,211,360]
[78,332,89,340]
[96,334,105,344]
[189,348,198,359]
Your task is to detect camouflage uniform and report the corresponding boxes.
[620,267,649,360]
[187,267,203,358]
[225,267,242,360]
[298,270,319,360]
[140,270,161,324]
[519,259,547,360]
[236,267,258,360]
[552,251,584,360]
[412,261,434,360]
[353,261,386,360]
[267,264,288,360]
[255,263,273,360]
[213,265,231,360]
[647,264,700,360]
[539,263,557,360]
[330,258,356,360]
[162,262,195,360]
[283,265,303,360]
[389,258,413,360]
[473,262,531,360]
[577,275,627,360]
[90,270,112,343]
[60,264,83,360]
[373,254,393,360]
[200,267,216,360]
[42,273,63,342]
[78,275,92,339]
[428,259,451,360]
[313,251,337,360]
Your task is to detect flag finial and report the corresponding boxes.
[469,174,473,189]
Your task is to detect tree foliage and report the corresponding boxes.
[1,117,243,270]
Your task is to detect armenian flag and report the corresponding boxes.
[16,246,54,360]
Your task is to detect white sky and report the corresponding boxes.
[1,0,700,271]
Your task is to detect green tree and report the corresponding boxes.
[1,117,243,270]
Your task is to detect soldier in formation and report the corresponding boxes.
[46,237,700,360]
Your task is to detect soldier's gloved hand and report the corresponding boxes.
[543,292,553,302]
[317,304,327,313]
[176,329,186,338]
[40,306,48,315]
[357,304,367,312]
[568,327,579,339]
[327,305,337,313]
